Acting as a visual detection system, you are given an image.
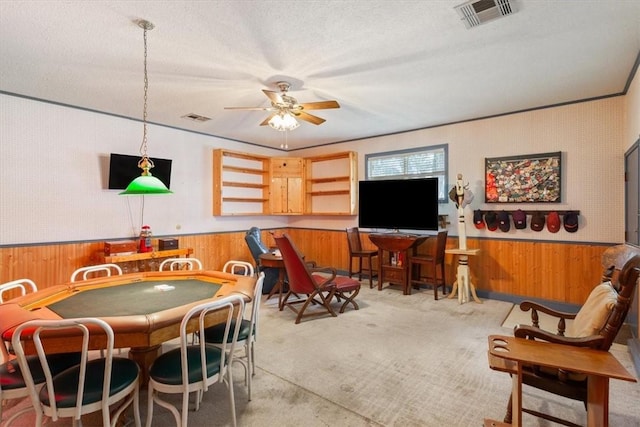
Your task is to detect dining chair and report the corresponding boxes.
[159,257,203,271]
[222,260,255,277]
[145,294,246,427]
[346,227,378,288]
[11,317,141,427]
[0,278,38,304]
[0,279,39,362]
[204,272,265,401]
[408,231,448,299]
[70,263,123,282]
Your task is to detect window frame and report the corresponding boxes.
[364,144,449,203]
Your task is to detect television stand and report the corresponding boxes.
[369,233,428,295]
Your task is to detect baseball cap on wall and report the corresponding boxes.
[547,211,561,233]
[513,209,527,229]
[485,211,498,231]
[473,209,485,229]
[531,211,545,231]
[497,211,510,232]
[564,212,579,232]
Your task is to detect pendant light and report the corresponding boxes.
[120,19,172,195]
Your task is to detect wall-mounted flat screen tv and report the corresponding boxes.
[108,153,172,190]
[358,178,439,231]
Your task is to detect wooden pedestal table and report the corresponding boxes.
[445,247,481,304]
[485,335,637,427]
[259,252,286,310]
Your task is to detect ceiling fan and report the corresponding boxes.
[224,81,340,127]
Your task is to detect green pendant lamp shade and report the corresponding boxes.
[120,19,172,196]
[119,157,172,195]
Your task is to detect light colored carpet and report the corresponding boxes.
[3,284,639,426]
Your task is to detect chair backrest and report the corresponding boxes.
[70,263,123,282]
[180,294,245,392]
[245,227,269,265]
[568,254,640,350]
[274,234,318,294]
[11,317,118,422]
[248,272,265,339]
[223,260,255,276]
[159,257,203,271]
[0,278,37,303]
[435,231,448,262]
[346,227,364,253]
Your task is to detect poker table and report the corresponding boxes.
[0,270,255,379]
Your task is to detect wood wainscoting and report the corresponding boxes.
[1,229,610,306]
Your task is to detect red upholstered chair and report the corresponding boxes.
[274,234,361,324]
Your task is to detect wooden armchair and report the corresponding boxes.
[502,248,640,426]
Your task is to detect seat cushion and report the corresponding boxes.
[149,345,223,386]
[566,281,618,338]
[332,276,361,292]
[203,319,251,344]
[42,357,139,408]
[1,352,81,391]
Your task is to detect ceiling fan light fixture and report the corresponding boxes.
[268,112,300,132]
[120,19,172,196]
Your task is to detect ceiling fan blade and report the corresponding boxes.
[262,89,284,105]
[259,113,276,126]
[299,100,340,110]
[296,111,326,125]
[224,106,272,111]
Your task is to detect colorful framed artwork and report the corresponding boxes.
[485,151,561,203]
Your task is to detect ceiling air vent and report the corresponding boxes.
[454,0,516,29]
[181,113,211,122]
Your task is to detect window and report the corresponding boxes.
[365,144,448,202]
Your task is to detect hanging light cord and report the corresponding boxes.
[138,20,155,175]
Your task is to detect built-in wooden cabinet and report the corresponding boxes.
[213,149,357,216]
[304,151,357,215]
[270,157,304,214]
[213,149,270,216]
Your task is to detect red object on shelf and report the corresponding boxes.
[139,225,153,253]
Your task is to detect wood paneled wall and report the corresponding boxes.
[0,229,609,305]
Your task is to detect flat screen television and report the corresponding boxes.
[358,178,439,231]
[108,153,172,190]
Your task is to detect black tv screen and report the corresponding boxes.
[358,178,439,231]
[108,153,172,190]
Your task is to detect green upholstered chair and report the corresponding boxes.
[11,318,141,427]
[203,272,264,401]
[145,294,246,427]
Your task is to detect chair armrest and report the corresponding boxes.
[513,324,605,348]
[519,301,578,320]
[310,266,337,280]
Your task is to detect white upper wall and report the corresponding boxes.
[0,91,632,245]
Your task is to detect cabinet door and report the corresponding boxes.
[271,177,287,214]
[287,177,303,213]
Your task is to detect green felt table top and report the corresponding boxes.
[48,279,222,318]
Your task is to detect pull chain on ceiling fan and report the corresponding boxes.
[224,81,340,130]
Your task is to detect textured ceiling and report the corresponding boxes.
[1,1,639,151]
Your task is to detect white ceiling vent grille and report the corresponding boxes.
[454,0,517,29]
[181,113,211,122]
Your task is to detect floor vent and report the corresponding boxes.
[181,113,211,122]
[454,0,517,29]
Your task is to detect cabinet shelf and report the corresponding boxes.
[308,176,350,184]
[222,181,269,189]
[222,197,269,203]
[222,165,269,175]
[307,190,351,196]
[98,248,193,264]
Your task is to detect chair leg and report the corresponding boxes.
[504,394,513,424]
[348,257,354,278]
[367,255,374,289]
[338,288,360,313]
